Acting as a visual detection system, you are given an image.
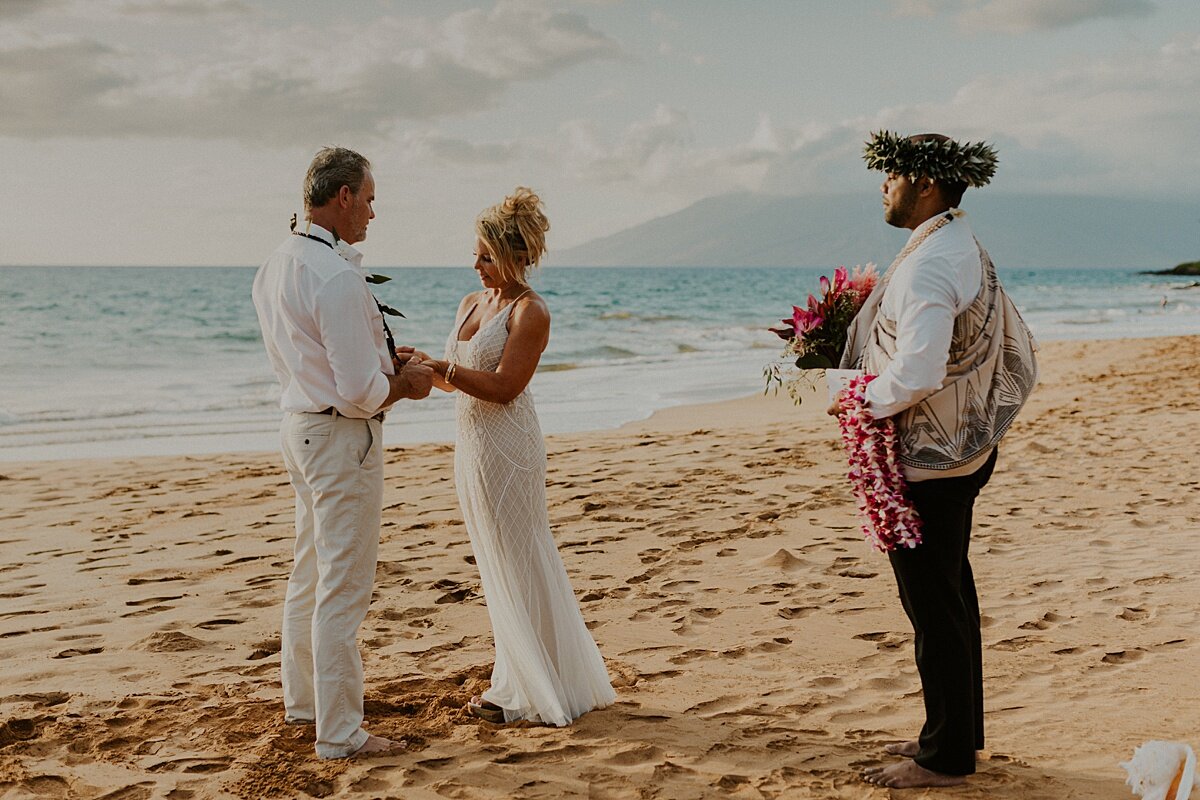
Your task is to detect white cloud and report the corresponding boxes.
[845,32,1200,195]
[434,2,619,81]
[549,24,1200,206]
[889,0,1157,32]
[959,0,1156,33]
[0,0,62,18]
[0,1,619,141]
[556,106,838,200]
[888,0,947,18]
[0,0,248,20]
[112,0,251,17]
[559,104,694,184]
[391,129,522,166]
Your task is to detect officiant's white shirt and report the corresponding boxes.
[253,222,393,418]
[866,211,983,421]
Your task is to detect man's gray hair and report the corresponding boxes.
[304,147,371,211]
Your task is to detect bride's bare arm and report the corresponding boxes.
[430,293,480,393]
[429,296,550,404]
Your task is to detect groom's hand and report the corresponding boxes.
[399,359,434,399]
[384,360,434,403]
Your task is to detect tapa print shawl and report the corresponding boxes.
[840,214,1039,472]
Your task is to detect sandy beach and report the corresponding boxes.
[1,335,1197,799]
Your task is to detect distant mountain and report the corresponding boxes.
[553,193,1200,269]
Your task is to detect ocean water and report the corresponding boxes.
[1,265,1197,461]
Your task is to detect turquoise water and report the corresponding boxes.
[1,265,1197,460]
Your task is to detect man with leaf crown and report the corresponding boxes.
[832,131,1038,788]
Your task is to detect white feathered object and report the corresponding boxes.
[1121,741,1196,800]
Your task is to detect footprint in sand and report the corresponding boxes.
[837,568,877,579]
[605,743,664,766]
[990,636,1042,652]
[667,649,713,665]
[121,605,176,619]
[853,631,908,651]
[0,716,45,746]
[53,646,104,659]
[1053,645,1091,656]
[433,585,476,604]
[579,586,632,603]
[1101,648,1145,665]
[126,575,185,586]
[671,607,723,635]
[147,756,234,774]
[246,637,281,660]
[126,595,184,607]
[1019,611,1066,630]
[195,618,244,630]
[660,579,700,591]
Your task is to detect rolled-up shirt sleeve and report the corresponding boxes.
[313,271,391,413]
[865,255,960,419]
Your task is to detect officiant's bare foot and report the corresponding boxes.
[884,740,920,757]
[350,734,403,758]
[863,760,966,789]
[884,740,982,758]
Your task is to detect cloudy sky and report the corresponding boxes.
[3,0,1197,266]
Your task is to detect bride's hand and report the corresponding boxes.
[395,346,432,365]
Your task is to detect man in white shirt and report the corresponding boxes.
[834,132,1036,789]
[253,147,433,759]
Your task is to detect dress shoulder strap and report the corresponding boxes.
[504,288,534,315]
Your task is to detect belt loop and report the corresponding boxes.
[330,407,338,419]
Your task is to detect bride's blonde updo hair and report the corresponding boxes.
[476,187,549,286]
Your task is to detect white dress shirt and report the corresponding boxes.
[253,221,393,417]
[866,211,983,420]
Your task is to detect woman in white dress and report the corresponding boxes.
[411,188,615,725]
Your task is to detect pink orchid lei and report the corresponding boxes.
[836,373,923,552]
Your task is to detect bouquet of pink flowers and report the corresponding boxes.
[769,264,878,369]
[764,265,877,402]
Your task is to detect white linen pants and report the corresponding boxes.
[279,411,383,759]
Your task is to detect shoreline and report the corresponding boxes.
[5,262,1200,461]
[9,328,1200,465]
[1,335,1197,799]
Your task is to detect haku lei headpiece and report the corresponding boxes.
[863,130,998,187]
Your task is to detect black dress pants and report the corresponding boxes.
[887,447,998,776]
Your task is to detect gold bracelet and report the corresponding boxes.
[445,362,457,384]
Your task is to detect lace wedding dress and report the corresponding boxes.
[444,295,616,725]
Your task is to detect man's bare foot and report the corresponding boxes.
[884,740,920,757]
[883,741,984,758]
[350,734,403,758]
[863,760,966,788]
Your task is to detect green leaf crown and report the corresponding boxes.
[862,130,998,188]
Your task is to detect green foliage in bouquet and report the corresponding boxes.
[764,265,877,403]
